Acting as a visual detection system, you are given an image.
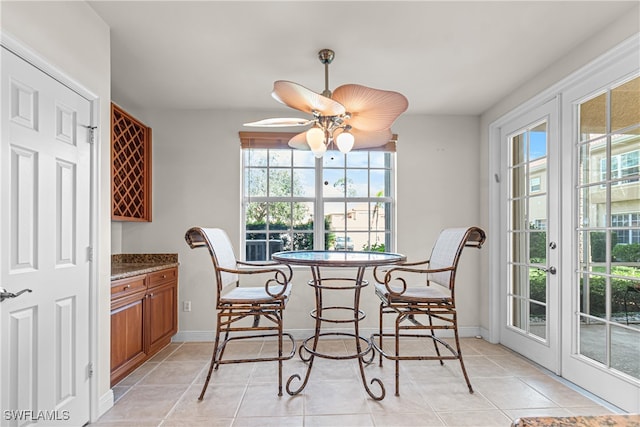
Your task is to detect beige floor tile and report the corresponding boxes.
[460,355,512,378]
[232,416,303,426]
[193,360,256,385]
[236,383,304,417]
[372,412,445,426]
[161,419,232,427]
[471,377,557,409]
[148,343,182,362]
[90,421,160,427]
[436,409,512,426]
[115,361,160,387]
[165,342,216,362]
[138,361,206,385]
[305,413,375,427]
[366,381,435,414]
[94,339,617,426]
[398,359,461,383]
[99,384,188,422]
[459,339,513,356]
[484,354,546,377]
[412,379,496,412]
[566,406,616,416]
[518,375,604,407]
[112,385,130,403]
[303,379,371,415]
[503,407,574,419]
[167,383,246,419]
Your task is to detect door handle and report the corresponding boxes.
[0,288,33,302]
[537,266,557,275]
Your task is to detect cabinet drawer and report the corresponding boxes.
[148,267,177,288]
[111,275,146,298]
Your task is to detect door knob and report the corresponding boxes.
[537,266,557,275]
[0,288,33,302]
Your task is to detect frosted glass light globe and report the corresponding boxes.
[336,131,355,153]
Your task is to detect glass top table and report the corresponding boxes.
[272,250,406,400]
[272,250,406,267]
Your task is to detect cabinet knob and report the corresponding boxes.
[124,284,131,290]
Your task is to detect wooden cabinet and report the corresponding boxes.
[110,267,178,386]
[146,269,178,355]
[111,103,152,221]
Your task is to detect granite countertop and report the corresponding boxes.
[512,414,640,426]
[111,253,179,280]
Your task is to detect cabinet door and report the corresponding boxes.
[147,280,177,356]
[110,291,147,386]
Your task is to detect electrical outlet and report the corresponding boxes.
[183,301,191,312]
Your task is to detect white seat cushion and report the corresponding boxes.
[221,285,291,304]
[375,281,451,303]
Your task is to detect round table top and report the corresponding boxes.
[272,250,406,267]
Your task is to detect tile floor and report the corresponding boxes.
[93,337,621,426]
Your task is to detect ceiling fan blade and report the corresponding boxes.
[243,117,313,127]
[287,131,310,150]
[272,80,346,116]
[348,128,394,149]
[332,84,408,131]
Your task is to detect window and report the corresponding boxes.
[240,132,396,261]
[530,176,541,192]
[611,212,640,244]
[600,149,639,185]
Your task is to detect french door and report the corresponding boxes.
[561,70,640,412]
[492,37,639,412]
[499,97,560,373]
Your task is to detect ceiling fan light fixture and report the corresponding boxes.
[312,142,327,158]
[336,129,355,153]
[306,126,325,151]
[245,49,408,157]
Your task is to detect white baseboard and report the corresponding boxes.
[173,326,483,343]
[95,389,114,421]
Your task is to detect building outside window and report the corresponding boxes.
[530,176,542,193]
[240,132,396,261]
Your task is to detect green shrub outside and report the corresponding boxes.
[530,268,640,318]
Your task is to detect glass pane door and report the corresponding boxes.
[575,76,640,380]
[499,97,559,372]
[508,122,550,340]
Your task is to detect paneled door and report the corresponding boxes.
[499,97,561,372]
[1,47,92,426]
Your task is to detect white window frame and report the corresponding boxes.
[240,135,397,261]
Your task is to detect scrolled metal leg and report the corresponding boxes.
[286,354,315,395]
[354,267,385,400]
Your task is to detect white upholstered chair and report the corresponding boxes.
[372,226,486,396]
[185,227,295,399]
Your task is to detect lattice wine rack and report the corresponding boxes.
[111,103,152,221]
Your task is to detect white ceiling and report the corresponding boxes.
[88,1,638,115]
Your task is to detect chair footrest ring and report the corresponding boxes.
[301,332,372,360]
[370,332,461,361]
[216,332,296,364]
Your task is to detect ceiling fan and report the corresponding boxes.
[244,49,409,158]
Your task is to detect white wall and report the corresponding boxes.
[0,0,112,419]
[115,109,484,337]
